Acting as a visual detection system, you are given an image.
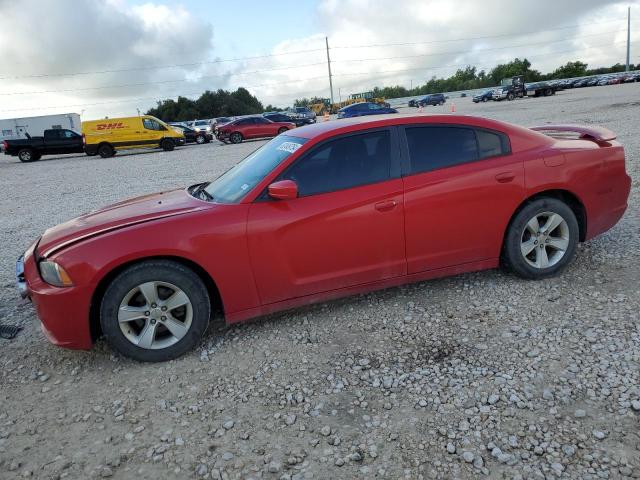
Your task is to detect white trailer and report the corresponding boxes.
[0,113,81,140]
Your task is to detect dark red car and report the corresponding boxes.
[216,116,296,144]
[17,115,631,361]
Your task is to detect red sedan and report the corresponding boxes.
[17,115,631,361]
[216,116,296,144]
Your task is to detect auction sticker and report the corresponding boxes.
[277,142,303,154]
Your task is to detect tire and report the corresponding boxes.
[439,100,445,106]
[195,134,206,144]
[18,148,37,162]
[544,88,553,96]
[502,198,579,280]
[482,97,488,102]
[161,139,175,151]
[100,260,210,362]
[507,93,515,101]
[98,143,115,158]
[229,132,243,144]
[277,127,288,135]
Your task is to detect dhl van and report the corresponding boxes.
[82,115,185,158]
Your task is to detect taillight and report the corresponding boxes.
[82,133,86,146]
[2,140,7,150]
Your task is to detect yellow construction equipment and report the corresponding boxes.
[308,92,388,116]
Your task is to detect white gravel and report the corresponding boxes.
[0,83,639,479]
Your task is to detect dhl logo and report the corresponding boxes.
[96,122,126,130]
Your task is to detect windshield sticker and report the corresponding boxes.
[277,142,303,154]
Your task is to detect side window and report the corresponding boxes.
[143,118,158,130]
[44,130,60,141]
[476,129,511,159]
[282,130,392,196]
[368,103,381,110]
[405,126,478,174]
[62,130,77,138]
[255,118,269,124]
[238,118,253,125]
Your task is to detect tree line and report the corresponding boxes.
[293,58,637,107]
[146,58,637,119]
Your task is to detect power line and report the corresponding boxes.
[332,30,627,63]
[332,41,628,78]
[330,18,628,49]
[0,63,327,96]
[0,47,326,81]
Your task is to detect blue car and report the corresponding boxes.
[337,102,398,119]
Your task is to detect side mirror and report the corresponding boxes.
[268,180,298,200]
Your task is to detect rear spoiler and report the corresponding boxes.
[531,125,616,144]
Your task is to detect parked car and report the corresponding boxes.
[216,116,295,144]
[82,116,185,158]
[263,112,306,127]
[336,102,398,119]
[2,129,84,162]
[170,124,212,144]
[472,90,494,103]
[192,120,213,134]
[286,107,316,124]
[417,94,446,107]
[16,115,630,361]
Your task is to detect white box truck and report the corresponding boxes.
[0,113,81,141]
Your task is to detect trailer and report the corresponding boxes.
[0,113,81,141]
[493,75,561,101]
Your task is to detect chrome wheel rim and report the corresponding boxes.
[521,211,570,269]
[118,281,192,350]
[196,135,205,144]
[20,151,31,161]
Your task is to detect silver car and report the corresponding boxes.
[192,120,212,134]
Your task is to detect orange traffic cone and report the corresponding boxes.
[418,106,424,113]
[323,111,330,122]
[450,103,456,113]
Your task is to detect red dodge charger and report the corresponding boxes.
[216,116,296,144]
[17,114,631,361]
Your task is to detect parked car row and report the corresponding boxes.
[3,115,188,162]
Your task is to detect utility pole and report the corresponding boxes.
[626,6,631,72]
[325,37,335,107]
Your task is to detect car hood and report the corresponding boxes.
[38,188,209,257]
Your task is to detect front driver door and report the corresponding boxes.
[247,128,406,305]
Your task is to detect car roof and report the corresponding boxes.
[288,113,549,148]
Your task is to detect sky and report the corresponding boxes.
[0,0,638,120]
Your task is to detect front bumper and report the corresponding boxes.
[18,242,93,350]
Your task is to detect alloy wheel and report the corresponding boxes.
[117,281,192,350]
[520,212,570,269]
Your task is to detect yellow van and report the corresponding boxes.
[82,115,185,158]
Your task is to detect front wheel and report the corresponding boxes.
[161,139,175,151]
[98,143,115,158]
[195,134,206,144]
[229,132,243,144]
[507,93,515,101]
[100,260,210,362]
[277,127,288,135]
[502,198,579,279]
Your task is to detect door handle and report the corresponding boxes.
[375,200,397,212]
[495,172,516,183]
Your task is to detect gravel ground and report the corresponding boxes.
[0,83,639,480]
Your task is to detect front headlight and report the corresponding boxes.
[39,261,74,287]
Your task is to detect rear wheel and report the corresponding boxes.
[18,148,37,162]
[503,198,579,279]
[277,127,288,135]
[100,260,210,362]
[161,139,175,151]
[98,143,115,158]
[195,134,206,144]
[230,132,243,144]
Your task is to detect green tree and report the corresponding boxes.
[550,61,588,79]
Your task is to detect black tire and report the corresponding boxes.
[98,143,115,158]
[277,127,288,135]
[161,139,175,151]
[544,88,553,96]
[100,260,210,362]
[18,148,37,162]
[439,100,445,106]
[482,97,488,102]
[230,132,243,144]
[507,93,515,101]
[502,198,579,280]
[195,134,206,144]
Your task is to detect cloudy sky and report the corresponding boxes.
[0,0,637,120]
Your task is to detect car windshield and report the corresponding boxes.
[195,121,208,126]
[203,135,308,203]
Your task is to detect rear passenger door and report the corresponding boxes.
[401,125,525,273]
